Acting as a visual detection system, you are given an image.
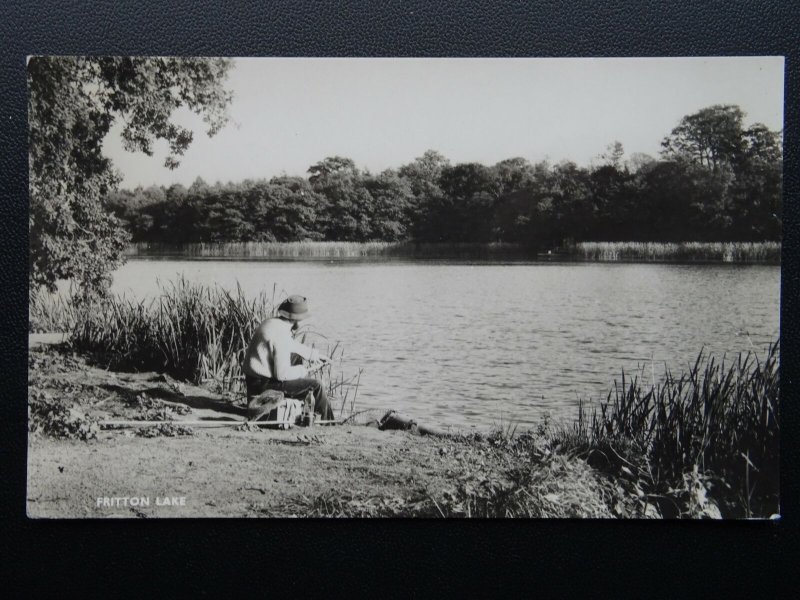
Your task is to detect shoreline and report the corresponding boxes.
[125,241,781,265]
[26,339,633,518]
[124,254,781,266]
[26,336,779,518]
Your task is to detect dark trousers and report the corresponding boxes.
[245,375,334,420]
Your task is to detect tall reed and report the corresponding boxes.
[70,278,274,384]
[575,241,780,263]
[127,240,781,263]
[552,342,779,518]
[29,287,82,333]
[126,241,525,260]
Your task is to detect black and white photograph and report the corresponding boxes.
[27,56,782,519]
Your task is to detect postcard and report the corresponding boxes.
[27,56,782,519]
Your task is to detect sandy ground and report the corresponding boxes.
[27,425,475,518]
[27,339,512,518]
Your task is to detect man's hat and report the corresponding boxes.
[277,294,310,321]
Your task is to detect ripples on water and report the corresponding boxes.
[113,260,780,430]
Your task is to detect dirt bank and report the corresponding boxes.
[27,339,636,518]
[29,425,477,518]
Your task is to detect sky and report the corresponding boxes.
[103,57,785,189]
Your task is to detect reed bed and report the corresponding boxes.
[127,240,781,263]
[47,279,359,413]
[29,288,82,333]
[68,278,274,384]
[575,241,780,263]
[549,341,780,518]
[126,241,526,259]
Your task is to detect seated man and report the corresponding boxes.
[243,294,334,420]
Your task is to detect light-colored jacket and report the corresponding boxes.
[243,318,320,380]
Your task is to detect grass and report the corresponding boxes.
[126,240,782,263]
[34,278,360,415]
[127,241,527,259]
[547,341,780,518]
[574,241,780,263]
[286,328,362,418]
[29,287,82,333]
[297,342,780,519]
[67,278,272,384]
[292,450,624,518]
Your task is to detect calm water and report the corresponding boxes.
[112,260,780,430]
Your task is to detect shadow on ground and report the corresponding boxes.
[100,383,247,417]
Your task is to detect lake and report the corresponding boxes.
[111,259,781,430]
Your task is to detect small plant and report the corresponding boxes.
[29,393,99,441]
[129,393,192,420]
[135,423,194,438]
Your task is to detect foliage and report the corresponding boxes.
[29,390,99,441]
[291,433,634,518]
[549,342,780,518]
[135,423,195,438]
[28,56,232,297]
[661,104,748,172]
[70,277,272,383]
[106,105,780,249]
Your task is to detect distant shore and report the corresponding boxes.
[125,241,781,264]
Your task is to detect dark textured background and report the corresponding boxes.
[1,0,797,595]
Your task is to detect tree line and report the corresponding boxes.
[108,105,781,250]
[28,57,781,297]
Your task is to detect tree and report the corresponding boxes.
[249,177,326,242]
[307,156,359,188]
[492,160,550,246]
[363,170,414,241]
[398,150,451,241]
[436,163,500,242]
[660,105,746,172]
[626,152,656,174]
[543,161,595,245]
[598,141,625,169]
[589,163,635,240]
[726,125,783,240]
[638,160,720,241]
[28,56,232,296]
[398,150,450,195]
[308,157,376,240]
[491,157,536,198]
[660,105,782,240]
[165,183,189,205]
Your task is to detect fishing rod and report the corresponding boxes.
[199,357,331,384]
[100,418,342,428]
